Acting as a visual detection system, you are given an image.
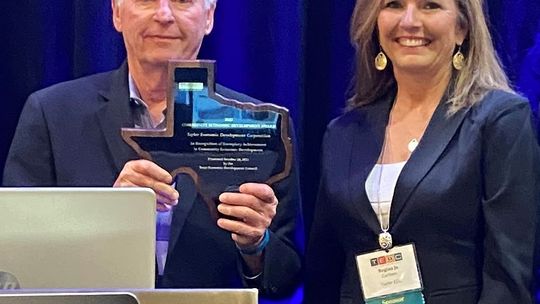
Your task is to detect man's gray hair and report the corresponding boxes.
[115,0,217,8]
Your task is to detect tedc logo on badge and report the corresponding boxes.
[0,271,20,289]
[370,252,403,267]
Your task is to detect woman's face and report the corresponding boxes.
[377,0,466,75]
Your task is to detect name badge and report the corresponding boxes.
[356,244,424,304]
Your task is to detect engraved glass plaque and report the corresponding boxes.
[122,60,292,219]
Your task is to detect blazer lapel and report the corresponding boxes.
[96,62,138,174]
[349,94,395,234]
[390,100,471,226]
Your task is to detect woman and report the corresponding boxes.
[305,0,539,303]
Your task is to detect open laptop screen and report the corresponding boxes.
[0,188,156,290]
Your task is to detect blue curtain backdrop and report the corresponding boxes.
[1,1,540,303]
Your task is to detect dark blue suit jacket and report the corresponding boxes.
[3,63,302,297]
[305,90,539,304]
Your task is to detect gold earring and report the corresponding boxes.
[375,50,388,71]
[452,45,465,71]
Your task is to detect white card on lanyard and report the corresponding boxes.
[356,243,423,301]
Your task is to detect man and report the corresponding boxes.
[3,0,302,296]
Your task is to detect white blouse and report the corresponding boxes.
[365,161,406,228]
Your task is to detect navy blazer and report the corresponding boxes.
[305,90,539,304]
[3,63,302,297]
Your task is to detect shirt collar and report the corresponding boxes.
[128,73,167,129]
[128,73,146,107]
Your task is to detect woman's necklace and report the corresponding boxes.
[407,138,419,153]
[389,104,433,155]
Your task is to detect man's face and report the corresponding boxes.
[112,0,215,67]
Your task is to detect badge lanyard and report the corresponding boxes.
[376,123,393,250]
[376,101,432,250]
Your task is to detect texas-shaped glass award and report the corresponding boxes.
[121,60,292,219]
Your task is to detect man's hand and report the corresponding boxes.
[114,159,179,212]
[217,183,278,249]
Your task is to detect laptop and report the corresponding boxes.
[0,289,259,304]
[0,188,156,290]
[0,292,140,304]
